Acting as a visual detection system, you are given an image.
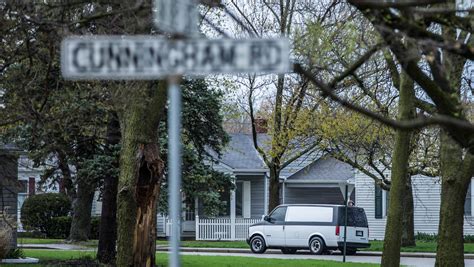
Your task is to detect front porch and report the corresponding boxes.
[195,216,261,240]
[159,173,268,241]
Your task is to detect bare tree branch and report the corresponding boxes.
[294,63,474,133]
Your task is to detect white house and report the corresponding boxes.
[356,172,474,240]
[17,133,474,242]
[157,133,356,240]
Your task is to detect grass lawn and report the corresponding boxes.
[1,249,377,267]
[157,240,249,248]
[361,241,474,254]
[19,238,474,254]
[18,237,98,246]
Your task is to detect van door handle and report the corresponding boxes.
[283,225,285,230]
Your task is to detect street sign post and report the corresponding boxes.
[61,36,290,79]
[61,13,290,267]
[339,180,355,263]
[154,0,199,36]
[154,1,198,265]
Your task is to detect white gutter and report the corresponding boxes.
[285,179,355,184]
[232,168,269,174]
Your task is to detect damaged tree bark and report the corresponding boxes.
[116,82,167,267]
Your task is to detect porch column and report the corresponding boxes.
[195,196,199,240]
[282,180,286,204]
[471,178,474,217]
[230,187,236,240]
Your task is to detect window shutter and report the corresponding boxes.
[465,182,472,216]
[385,189,390,217]
[375,183,383,219]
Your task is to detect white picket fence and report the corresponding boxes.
[195,216,261,241]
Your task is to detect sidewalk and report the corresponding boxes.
[19,243,474,259]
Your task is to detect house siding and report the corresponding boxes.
[356,171,474,240]
[157,213,166,237]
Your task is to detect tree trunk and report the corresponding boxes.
[97,112,121,264]
[401,175,415,247]
[435,12,474,265]
[69,179,96,241]
[268,167,281,212]
[381,71,414,266]
[116,82,167,267]
[57,151,75,200]
[435,132,474,267]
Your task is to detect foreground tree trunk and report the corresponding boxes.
[97,112,121,264]
[435,132,474,267]
[401,175,415,247]
[381,72,414,266]
[116,82,167,267]
[435,12,474,265]
[69,179,96,241]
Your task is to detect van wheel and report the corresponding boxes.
[250,236,267,254]
[309,237,325,255]
[281,248,297,254]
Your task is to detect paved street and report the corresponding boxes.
[174,251,474,267]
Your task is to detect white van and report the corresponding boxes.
[246,204,370,255]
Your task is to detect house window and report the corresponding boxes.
[465,182,472,216]
[375,182,390,218]
[219,188,230,216]
[18,180,28,194]
[375,183,383,219]
[236,182,243,217]
[234,181,251,218]
[384,189,390,217]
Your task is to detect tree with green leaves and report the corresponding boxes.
[1,1,229,265]
[291,1,473,266]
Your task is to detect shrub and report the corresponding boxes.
[0,211,15,259]
[21,193,71,237]
[415,232,438,242]
[5,248,24,259]
[48,216,72,239]
[415,232,474,243]
[464,235,474,243]
[0,226,12,259]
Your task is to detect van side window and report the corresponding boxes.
[269,207,287,221]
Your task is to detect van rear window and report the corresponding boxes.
[338,207,368,227]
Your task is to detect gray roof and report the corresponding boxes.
[286,156,354,181]
[215,133,267,170]
[212,133,353,182]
